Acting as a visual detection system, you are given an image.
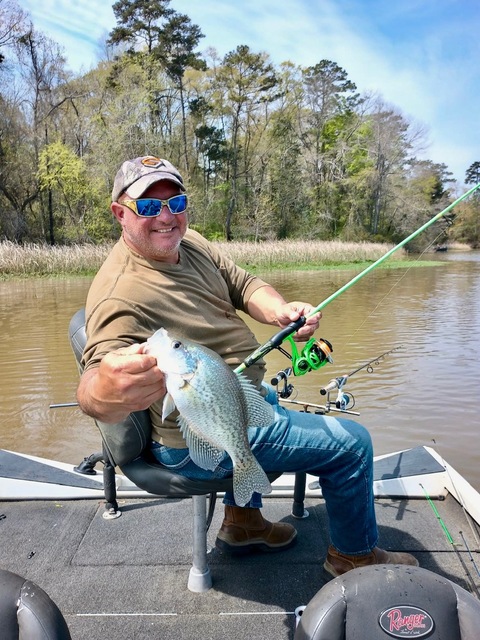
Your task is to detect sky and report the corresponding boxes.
[19,0,480,187]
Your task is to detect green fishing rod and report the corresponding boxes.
[235,182,480,375]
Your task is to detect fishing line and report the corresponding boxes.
[420,482,480,598]
[339,222,453,354]
[235,182,480,374]
[325,229,444,387]
[431,442,480,550]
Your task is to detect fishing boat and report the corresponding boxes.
[2,186,480,637]
[1,439,479,639]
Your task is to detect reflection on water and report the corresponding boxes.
[1,252,479,490]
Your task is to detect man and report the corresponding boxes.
[77,155,419,577]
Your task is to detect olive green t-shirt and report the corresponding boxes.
[82,229,269,447]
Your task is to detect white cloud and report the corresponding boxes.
[21,0,115,71]
[17,0,480,183]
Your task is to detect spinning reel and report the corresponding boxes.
[281,335,334,376]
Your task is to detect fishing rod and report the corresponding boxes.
[319,346,402,397]
[235,183,480,375]
[271,346,399,414]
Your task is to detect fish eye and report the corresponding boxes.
[172,340,182,349]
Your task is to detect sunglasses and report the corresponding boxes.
[122,194,188,217]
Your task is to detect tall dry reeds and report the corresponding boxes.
[219,239,404,269]
[0,239,407,277]
[0,241,113,277]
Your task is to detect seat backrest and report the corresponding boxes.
[294,564,480,640]
[0,569,71,639]
[68,308,150,467]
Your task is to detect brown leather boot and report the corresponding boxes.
[215,505,297,554]
[324,544,419,578]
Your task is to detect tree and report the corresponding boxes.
[266,110,303,239]
[14,25,71,243]
[214,45,279,239]
[450,198,480,248]
[400,160,454,250]
[465,161,480,186]
[0,3,467,245]
[300,60,360,235]
[109,0,174,55]
[0,0,26,65]
[360,102,412,237]
[108,0,174,134]
[0,92,38,242]
[155,13,204,170]
[0,21,70,243]
[108,0,204,162]
[38,141,89,240]
[451,161,480,248]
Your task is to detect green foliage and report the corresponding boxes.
[0,1,477,247]
[450,200,480,248]
[38,142,87,196]
[189,223,225,241]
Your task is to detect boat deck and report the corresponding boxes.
[1,488,479,639]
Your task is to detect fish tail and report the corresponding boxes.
[232,456,272,507]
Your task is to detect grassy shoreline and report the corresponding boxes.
[0,239,460,278]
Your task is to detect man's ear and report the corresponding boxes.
[111,201,125,222]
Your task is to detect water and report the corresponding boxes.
[1,252,479,490]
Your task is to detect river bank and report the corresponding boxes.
[1,239,467,277]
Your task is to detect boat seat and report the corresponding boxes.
[68,308,306,592]
[294,564,480,640]
[0,568,71,639]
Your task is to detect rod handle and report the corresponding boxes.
[320,378,341,395]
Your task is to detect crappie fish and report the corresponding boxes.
[145,328,274,507]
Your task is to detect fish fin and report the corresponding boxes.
[177,415,224,471]
[232,455,272,507]
[236,374,275,428]
[162,392,177,421]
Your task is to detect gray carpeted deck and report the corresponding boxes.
[1,491,479,639]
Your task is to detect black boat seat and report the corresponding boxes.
[294,564,480,640]
[69,308,306,592]
[0,569,71,640]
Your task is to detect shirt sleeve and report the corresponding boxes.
[81,298,151,372]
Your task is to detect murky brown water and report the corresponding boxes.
[2,252,479,490]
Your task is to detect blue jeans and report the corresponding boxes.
[150,385,378,554]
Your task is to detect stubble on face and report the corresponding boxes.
[119,181,188,263]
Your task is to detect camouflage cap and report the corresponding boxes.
[112,156,185,202]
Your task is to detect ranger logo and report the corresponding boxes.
[379,605,434,638]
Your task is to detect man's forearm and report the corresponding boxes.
[246,285,287,325]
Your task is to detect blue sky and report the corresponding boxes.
[20,0,480,186]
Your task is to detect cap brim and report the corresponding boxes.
[126,172,185,198]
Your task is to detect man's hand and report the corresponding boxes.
[247,286,321,341]
[274,301,321,341]
[77,343,166,423]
